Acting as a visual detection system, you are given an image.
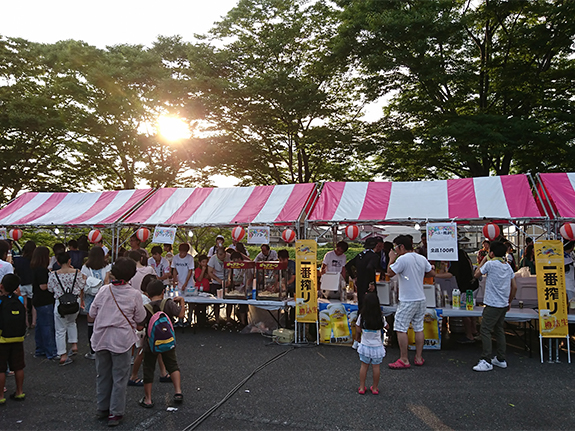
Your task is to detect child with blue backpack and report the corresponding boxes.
[138,279,185,408]
[0,273,26,404]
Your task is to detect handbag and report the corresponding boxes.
[55,270,79,317]
[86,268,103,296]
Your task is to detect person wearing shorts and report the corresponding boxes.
[387,235,435,369]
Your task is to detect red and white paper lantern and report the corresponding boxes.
[560,223,575,241]
[281,228,296,243]
[136,227,150,242]
[482,223,500,241]
[344,225,359,241]
[231,226,246,242]
[88,229,102,244]
[9,228,23,241]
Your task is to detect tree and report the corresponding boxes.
[0,37,88,203]
[336,0,575,179]
[170,0,376,185]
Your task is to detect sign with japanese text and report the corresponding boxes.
[408,309,442,350]
[247,226,270,244]
[535,240,569,337]
[427,223,458,261]
[224,261,256,270]
[295,240,318,323]
[152,226,177,244]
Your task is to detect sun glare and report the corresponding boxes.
[157,115,190,141]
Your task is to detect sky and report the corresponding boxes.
[1,0,384,188]
[0,0,239,49]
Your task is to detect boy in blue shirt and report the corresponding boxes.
[0,273,26,403]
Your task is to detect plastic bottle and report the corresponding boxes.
[466,289,474,310]
[435,284,442,308]
[452,288,460,309]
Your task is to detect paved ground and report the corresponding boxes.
[3,315,575,430]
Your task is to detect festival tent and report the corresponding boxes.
[0,189,153,227]
[307,175,544,224]
[122,183,318,227]
[537,172,575,220]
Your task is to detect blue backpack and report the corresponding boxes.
[144,299,176,353]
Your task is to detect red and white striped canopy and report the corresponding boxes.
[309,175,542,223]
[538,172,575,219]
[0,190,152,226]
[123,184,316,226]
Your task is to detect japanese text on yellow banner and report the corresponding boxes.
[535,240,568,337]
[295,240,318,323]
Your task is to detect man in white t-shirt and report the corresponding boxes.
[321,241,349,299]
[254,244,278,262]
[171,243,194,293]
[0,240,14,280]
[148,245,171,286]
[472,241,517,372]
[387,235,434,369]
[321,241,349,275]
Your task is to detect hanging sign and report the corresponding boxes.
[152,226,177,244]
[427,223,458,261]
[295,239,318,323]
[535,240,569,338]
[0,228,6,240]
[247,226,270,244]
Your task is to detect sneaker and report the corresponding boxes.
[85,353,96,360]
[473,359,493,372]
[107,415,123,427]
[491,357,508,369]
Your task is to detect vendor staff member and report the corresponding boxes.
[321,241,348,299]
[321,241,349,276]
[255,244,278,262]
[345,238,380,309]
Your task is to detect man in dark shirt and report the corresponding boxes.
[67,239,88,270]
[345,238,380,309]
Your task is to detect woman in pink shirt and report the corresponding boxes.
[90,257,146,427]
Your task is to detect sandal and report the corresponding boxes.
[159,374,172,383]
[10,392,25,401]
[370,386,379,395]
[388,359,411,369]
[414,358,425,366]
[173,393,183,404]
[59,357,73,367]
[358,387,366,395]
[128,378,144,387]
[138,397,154,409]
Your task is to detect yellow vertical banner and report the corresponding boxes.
[295,239,318,323]
[535,240,569,337]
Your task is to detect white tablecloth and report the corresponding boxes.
[183,295,287,311]
[440,306,538,322]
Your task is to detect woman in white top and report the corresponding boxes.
[47,252,86,366]
[81,246,111,360]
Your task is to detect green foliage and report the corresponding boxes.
[172,0,376,185]
[336,0,575,178]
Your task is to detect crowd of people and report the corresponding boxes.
[0,228,562,419]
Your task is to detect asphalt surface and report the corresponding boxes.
[3,315,575,431]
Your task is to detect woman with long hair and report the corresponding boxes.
[13,240,36,328]
[47,252,86,366]
[30,246,58,360]
[81,246,111,360]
